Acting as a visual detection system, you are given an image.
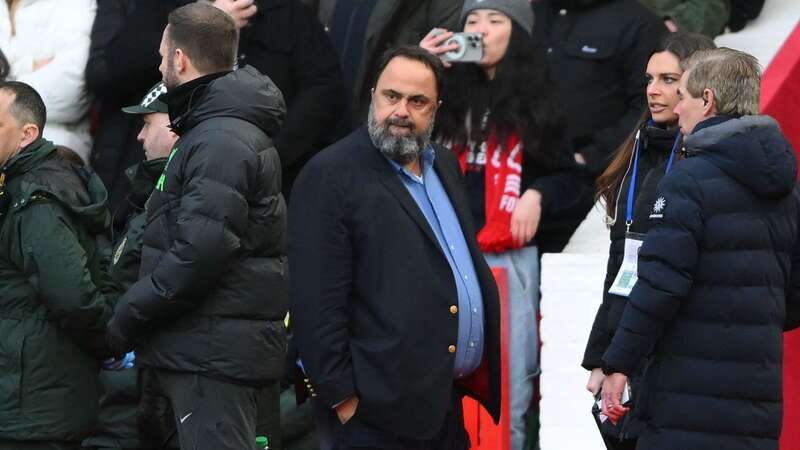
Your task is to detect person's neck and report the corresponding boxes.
[404,157,422,177]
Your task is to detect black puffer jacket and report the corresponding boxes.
[532,0,667,174]
[109,66,289,386]
[583,124,680,368]
[603,116,800,450]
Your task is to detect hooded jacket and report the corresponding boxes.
[603,115,800,450]
[108,66,290,386]
[0,139,112,442]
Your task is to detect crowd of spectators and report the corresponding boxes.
[0,1,777,450]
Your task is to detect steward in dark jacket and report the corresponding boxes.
[603,115,800,450]
[109,65,289,387]
[532,0,667,174]
[583,124,680,368]
[82,158,168,450]
[0,138,113,444]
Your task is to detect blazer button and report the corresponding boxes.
[450,305,458,314]
[448,345,456,354]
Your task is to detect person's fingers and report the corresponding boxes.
[510,223,519,246]
[524,219,535,243]
[241,3,258,17]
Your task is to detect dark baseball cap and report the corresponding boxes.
[122,82,168,114]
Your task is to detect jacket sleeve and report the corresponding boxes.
[583,245,622,369]
[111,131,264,339]
[10,0,95,123]
[785,189,800,331]
[579,18,666,173]
[273,3,347,169]
[19,201,112,358]
[661,0,731,37]
[602,168,704,375]
[427,0,464,31]
[288,156,356,409]
[529,147,595,233]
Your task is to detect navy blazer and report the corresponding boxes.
[289,127,501,439]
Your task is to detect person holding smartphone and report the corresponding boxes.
[581,32,716,449]
[420,1,594,448]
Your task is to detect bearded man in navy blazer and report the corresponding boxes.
[289,45,501,450]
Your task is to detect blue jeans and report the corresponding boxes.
[484,246,540,450]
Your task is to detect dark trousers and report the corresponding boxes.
[138,368,258,450]
[313,387,470,450]
[257,381,283,450]
[0,442,78,450]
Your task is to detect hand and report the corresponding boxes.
[419,28,459,68]
[33,57,53,71]
[574,152,586,166]
[510,189,542,247]
[106,319,133,360]
[665,19,679,32]
[335,395,359,425]
[102,351,136,371]
[601,372,630,425]
[586,368,605,396]
[213,0,258,30]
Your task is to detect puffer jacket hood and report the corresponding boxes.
[170,65,286,138]
[3,138,110,234]
[685,115,797,199]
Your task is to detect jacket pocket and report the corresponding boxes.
[0,326,25,412]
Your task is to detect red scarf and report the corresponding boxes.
[455,131,524,253]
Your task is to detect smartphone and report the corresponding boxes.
[430,29,484,63]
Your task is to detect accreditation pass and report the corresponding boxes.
[608,232,645,297]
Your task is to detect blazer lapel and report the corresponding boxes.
[361,131,444,254]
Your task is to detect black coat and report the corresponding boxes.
[289,127,501,439]
[87,0,348,206]
[603,116,800,450]
[532,0,667,174]
[583,124,680,369]
[86,0,163,223]
[108,67,289,386]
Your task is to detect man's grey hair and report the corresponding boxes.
[681,47,762,116]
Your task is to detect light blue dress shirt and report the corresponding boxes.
[385,147,485,378]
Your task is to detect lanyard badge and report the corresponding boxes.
[610,130,681,297]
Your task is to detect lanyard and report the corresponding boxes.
[625,129,681,232]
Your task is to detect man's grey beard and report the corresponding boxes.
[367,103,435,165]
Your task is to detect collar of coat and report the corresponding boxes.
[685,115,779,150]
[1,138,56,179]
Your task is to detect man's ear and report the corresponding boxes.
[19,124,40,149]
[175,48,188,75]
[702,88,717,116]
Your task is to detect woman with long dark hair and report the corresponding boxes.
[582,32,715,448]
[422,1,593,448]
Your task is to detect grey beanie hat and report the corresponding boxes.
[460,0,534,36]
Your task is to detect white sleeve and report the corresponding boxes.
[14,0,97,123]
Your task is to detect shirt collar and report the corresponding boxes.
[384,145,435,172]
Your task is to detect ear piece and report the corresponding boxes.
[703,97,708,107]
